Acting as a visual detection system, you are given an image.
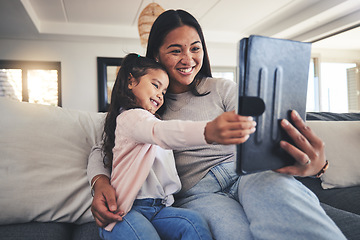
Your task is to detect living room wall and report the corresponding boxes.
[0,38,237,112]
[0,37,359,112]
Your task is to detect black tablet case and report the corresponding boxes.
[236,35,312,175]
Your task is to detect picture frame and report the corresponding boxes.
[97,57,123,112]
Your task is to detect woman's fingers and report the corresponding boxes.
[276,110,326,177]
[91,176,123,227]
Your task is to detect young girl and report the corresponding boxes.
[98,53,255,240]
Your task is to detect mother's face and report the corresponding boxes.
[156,25,204,94]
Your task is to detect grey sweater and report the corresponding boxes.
[162,77,237,194]
[87,77,238,195]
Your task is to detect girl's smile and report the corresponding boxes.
[128,69,169,114]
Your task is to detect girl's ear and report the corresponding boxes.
[128,75,136,89]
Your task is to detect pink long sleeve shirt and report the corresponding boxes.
[105,108,208,231]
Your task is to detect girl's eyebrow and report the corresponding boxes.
[153,78,164,87]
[167,41,201,49]
[153,78,168,91]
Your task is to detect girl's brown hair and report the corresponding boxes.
[102,53,167,167]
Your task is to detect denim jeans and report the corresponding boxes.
[99,198,212,240]
[174,161,346,240]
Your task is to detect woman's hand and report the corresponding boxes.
[275,110,326,177]
[91,175,123,228]
[204,111,256,145]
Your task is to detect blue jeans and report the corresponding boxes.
[174,161,346,240]
[99,198,212,240]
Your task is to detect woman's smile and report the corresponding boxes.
[157,25,204,94]
[178,66,194,74]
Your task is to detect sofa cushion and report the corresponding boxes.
[0,98,105,224]
[0,222,72,240]
[298,177,360,216]
[72,222,102,240]
[307,120,360,189]
[321,203,360,240]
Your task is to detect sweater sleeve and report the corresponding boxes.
[118,109,208,149]
[217,78,237,112]
[87,143,111,184]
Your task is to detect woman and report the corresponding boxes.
[88,9,346,239]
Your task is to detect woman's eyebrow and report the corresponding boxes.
[167,44,181,49]
[167,41,201,49]
[191,41,201,45]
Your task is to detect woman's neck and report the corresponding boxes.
[169,82,191,94]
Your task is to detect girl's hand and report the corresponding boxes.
[91,175,123,228]
[204,111,256,145]
[275,110,326,177]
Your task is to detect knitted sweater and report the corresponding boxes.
[87,77,237,195]
[105,108,208,231]
[162,77,237,194]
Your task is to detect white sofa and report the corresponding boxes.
[0,97,359,240]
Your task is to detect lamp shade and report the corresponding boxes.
[138,3,164,48]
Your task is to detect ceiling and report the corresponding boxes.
[1,0,360,49]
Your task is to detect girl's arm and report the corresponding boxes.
[120,108,256,149]
[204,111,256,145]
[88,108,256,227]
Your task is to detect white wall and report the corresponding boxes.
[0,38,144,112]
[311,48,360,63]
[0,38,239,112]
[1,37,359,112]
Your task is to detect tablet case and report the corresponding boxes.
[236,35,312,175]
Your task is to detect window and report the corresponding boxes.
[0,60,61,106]
[306,58,320,112]
[307,59,357,113]
[347,66,360,112]
[212,63,360,113]
[212,67,236,82]
[320,62,356,113]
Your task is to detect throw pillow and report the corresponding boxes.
[307,121,360,189]
[0,98,105,224]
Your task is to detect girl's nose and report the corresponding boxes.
[157,92,163,101]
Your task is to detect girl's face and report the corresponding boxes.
[157,25,204,94]
[128,69,169,115]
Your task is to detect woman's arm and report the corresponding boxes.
[87,144,110,184]
[275,110,327,177]
[87,145,121,227]
[90,174,123,227]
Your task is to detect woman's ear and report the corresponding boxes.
[154,54,160,63]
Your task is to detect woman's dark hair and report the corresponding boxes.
[102,53,167,167]
[146,9,212,96]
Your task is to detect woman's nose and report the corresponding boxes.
[180,52,193,64]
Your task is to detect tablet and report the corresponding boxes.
[236,35,311,175]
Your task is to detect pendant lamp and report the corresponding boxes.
[138,3,164,48]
